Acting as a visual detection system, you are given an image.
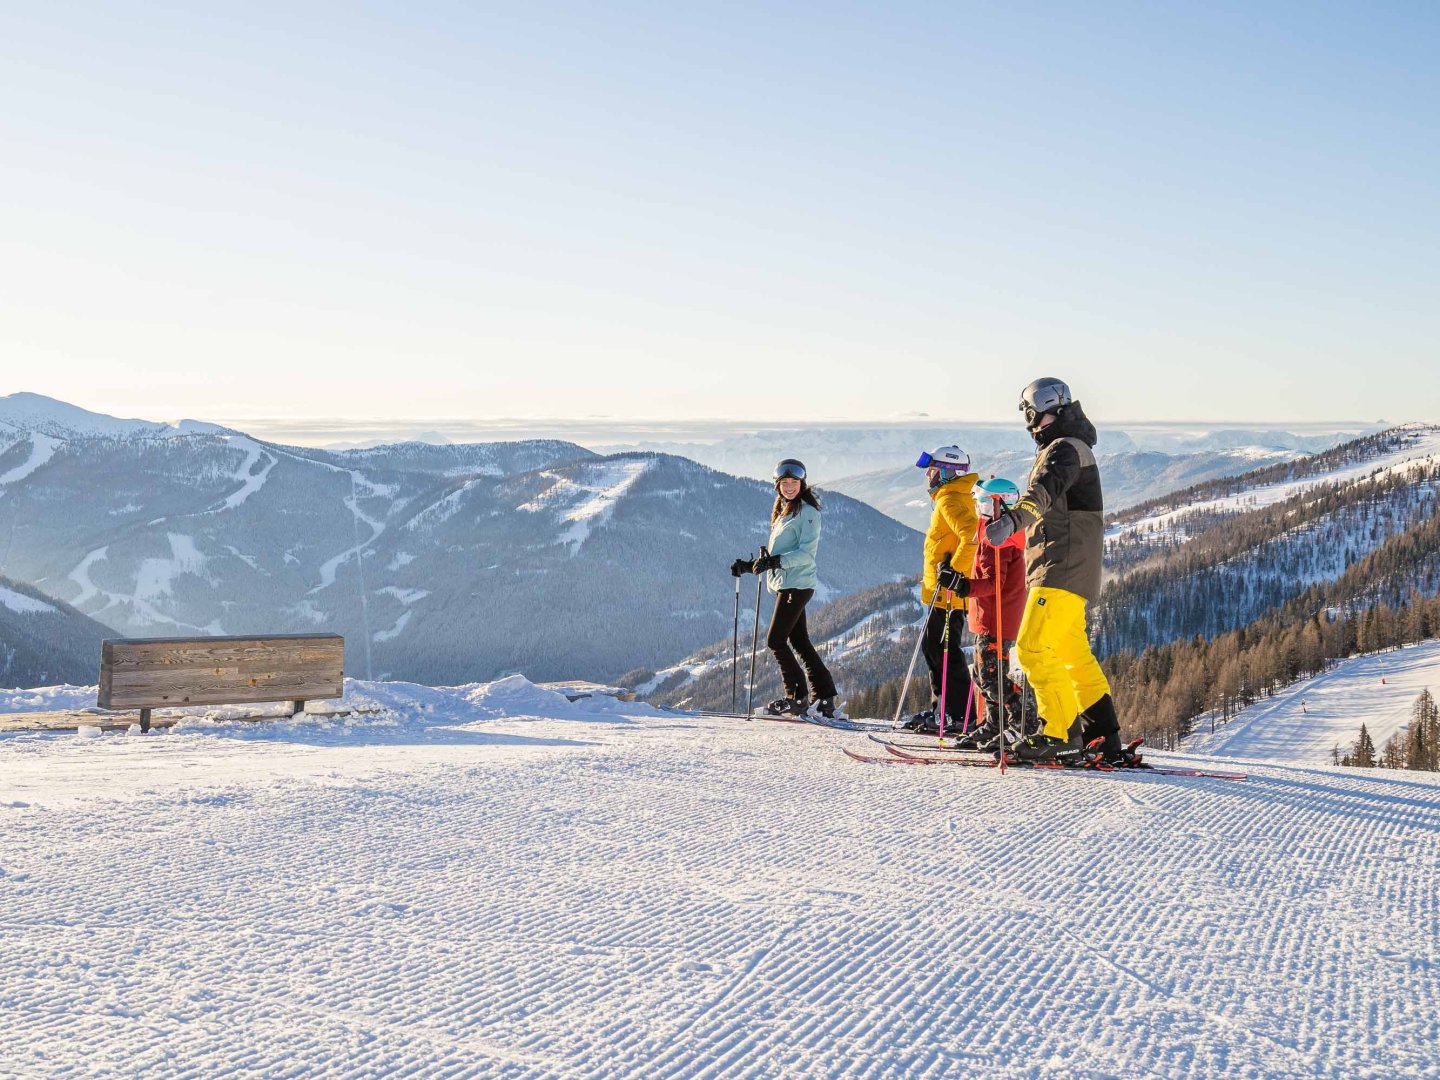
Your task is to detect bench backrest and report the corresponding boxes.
[98,634,345,710]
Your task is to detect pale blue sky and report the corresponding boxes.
[1,2,1435,424]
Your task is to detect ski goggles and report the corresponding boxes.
[773,462,806,481]
[915,452,967,470]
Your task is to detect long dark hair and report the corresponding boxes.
[771,479,822,524]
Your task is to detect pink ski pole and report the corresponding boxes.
[937,597,953,743]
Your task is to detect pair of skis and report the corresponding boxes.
[850,734,1247,781]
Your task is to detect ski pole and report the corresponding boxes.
[994,499,1008,773]
[937,600,953,744]
[962,679,975,735]
[731,573,742,713]
[890,570,945,729]
[745,546,768,717]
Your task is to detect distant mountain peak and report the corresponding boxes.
[0,392,229,440]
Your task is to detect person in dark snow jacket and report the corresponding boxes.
[984,378,1126,765]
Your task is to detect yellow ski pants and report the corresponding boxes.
[1014,587,1111,740]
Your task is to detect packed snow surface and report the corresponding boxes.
[1,677,1435,1078]
[1186,640,1440,765]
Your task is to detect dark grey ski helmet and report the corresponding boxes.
[1019,377,1073,427]
[773,459,807,482]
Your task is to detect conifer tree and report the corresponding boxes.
[1352,723,1377,768]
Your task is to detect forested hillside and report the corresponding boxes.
[1097,459,1440,653]
[0,575,112,688]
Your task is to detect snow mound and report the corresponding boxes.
[0,685,100,713]
[461,674,661,720]
[0,675,664,731]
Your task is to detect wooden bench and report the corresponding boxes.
[98,634,345,733]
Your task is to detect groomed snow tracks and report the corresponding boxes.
[1,711,1435,1077]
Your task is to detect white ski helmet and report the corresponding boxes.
[915,445,970,472]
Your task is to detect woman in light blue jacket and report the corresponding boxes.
[733,458,839,719]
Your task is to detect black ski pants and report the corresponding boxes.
[766,588,837,701]
[921,605,973,728]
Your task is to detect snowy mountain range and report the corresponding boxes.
[826,446,1306,531]
[620,420,1365,482]
[0,394,918,685]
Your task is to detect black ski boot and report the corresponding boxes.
[811,696,846,721]
[762,697,808,718]
[1081,693,1124,765]
[953,716,1000,751]
[900,707,938,733]
[1012,717,1085,765]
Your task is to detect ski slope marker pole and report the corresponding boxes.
[745,547,767,718]
[891,571,945,729]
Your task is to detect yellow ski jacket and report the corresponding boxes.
[921,474,979,609]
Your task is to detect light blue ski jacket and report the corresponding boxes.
[765,503,822,593]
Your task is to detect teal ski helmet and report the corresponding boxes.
[973,477,1021,518]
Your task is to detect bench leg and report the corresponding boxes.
[139,708,151,734]
[292,700,305,718]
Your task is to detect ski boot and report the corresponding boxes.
[1107,738,1145,768]
[900,707,938,733]
[761,697,808,718]
[811,696,846,721]
[953,716,1001,751]
[1080,694,1125,766]
[1012,717,1086,765]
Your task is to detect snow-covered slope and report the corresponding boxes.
[1185,640,1440,765]
[1,681,1434,1078]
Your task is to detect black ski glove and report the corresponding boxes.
[752,554,782,573]
[730,557,754,577]
[937,562,969,597]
